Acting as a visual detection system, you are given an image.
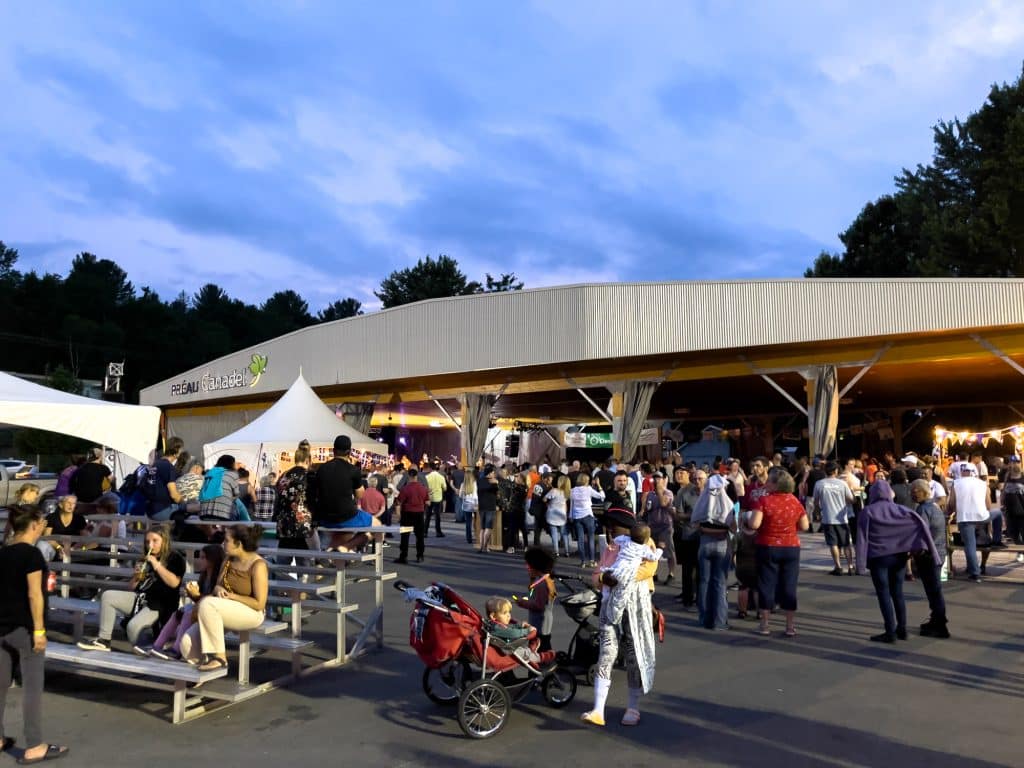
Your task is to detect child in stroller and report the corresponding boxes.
[398,580,578,738]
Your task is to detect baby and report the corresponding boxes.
[483,596,542,666]
[600,523,662,608]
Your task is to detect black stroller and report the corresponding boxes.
[553,572,611,686]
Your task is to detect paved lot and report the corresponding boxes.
[6,525,1024,768]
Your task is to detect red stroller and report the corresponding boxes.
[396,580,577,738]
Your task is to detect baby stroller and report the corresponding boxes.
[395,580,577,738]
[554,572,607,686]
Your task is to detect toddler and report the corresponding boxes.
[483,597,542,666]
[599,524,662,622]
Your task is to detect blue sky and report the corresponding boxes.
[1,2,1022,311]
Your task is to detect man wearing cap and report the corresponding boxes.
[308,435,371,552]
[902,454,924,483]
[948,462,989,582]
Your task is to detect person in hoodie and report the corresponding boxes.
[857,479,940,644]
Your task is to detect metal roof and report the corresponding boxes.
[141,278,1024,407]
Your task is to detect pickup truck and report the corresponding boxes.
[0,464,59,508]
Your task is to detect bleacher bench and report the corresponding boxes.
[45,642,227,724]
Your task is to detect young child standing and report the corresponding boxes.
[513,547,557,651]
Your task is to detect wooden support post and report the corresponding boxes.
[610,391,624,459]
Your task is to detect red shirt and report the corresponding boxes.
[360,487,386,515]
[755,493,805,548]
[744,478,769,511]
[397,482,429,513]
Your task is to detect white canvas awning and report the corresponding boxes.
[0,372,160,464]
[203,374,384,475]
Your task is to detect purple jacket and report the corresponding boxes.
[856,480,939,573]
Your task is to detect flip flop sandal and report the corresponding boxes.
[197,657,228,672]
[18,744,69,764]
[621,708,641,726]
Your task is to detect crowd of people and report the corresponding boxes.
[1,436,1022,749]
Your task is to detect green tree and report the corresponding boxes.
[807,66,1024,277]
[375,255,482,308]
[0,240,18,283]
[317,297,363,322]
[260,290,312,334]
[481,272,524,292]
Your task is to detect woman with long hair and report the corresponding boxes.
[77,525,186,651]
[543,475,572,557]
[180,525,268,671]
[145,544,226,660]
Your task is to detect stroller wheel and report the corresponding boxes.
[457,679,511,739]
[542,668,577,708]
[586,664,597,687]
[423,661,470,705]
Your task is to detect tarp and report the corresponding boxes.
[0,372,160,464]
[203,374,384,476]
[810,365,839,458]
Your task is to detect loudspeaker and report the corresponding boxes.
[505,434,520,457]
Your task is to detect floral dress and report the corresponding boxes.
[274,466,312,539]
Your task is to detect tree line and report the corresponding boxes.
[0,248,521,402]
[806,65,1024,277]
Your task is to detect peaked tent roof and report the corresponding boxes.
[203,374,383,467]
[0,372,161,464]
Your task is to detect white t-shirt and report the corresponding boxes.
[953,477,989,523]
[813,477,854,526]
[929,479,947,503]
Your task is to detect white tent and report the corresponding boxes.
[0,371,161,464]
[203,373,384,475]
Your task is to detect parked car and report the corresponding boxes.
[0,463,59,509]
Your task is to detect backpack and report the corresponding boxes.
[137,464,160,500]
[199,467,226,503]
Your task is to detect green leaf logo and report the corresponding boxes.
[248,354,268,387]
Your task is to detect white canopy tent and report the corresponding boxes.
[203,373,384,477]
[0,371,161,464]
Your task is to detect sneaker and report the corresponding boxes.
[895,628,908,641]
[828,567,843,576]
[149,647,181,661]
[920,622,951,639]
[76,637,111,652]
[869,633,895,644]
[1017,553,1024,564]
[968,574,983,583]
[132,644,150,657]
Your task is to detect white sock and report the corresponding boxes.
[592,677,610,718]
[627,687,641,711]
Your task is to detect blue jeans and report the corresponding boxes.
[959,521,981,577]
[698,535,730,629]
[463,507,475,543]
[548,524,570,556]
[989,509,1003,544]
[868,553,908,635]
[574,516,596,563]
[148,505,174,522]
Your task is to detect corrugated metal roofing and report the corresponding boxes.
[141,279,1024,407]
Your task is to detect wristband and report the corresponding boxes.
[33,630,46,636]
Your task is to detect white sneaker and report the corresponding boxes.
[76,638,110,652]
[1015,553,1024,564]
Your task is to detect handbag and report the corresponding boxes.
[652,606,665,643]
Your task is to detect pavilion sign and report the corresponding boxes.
[170,353,269,397]
[563,427,658,449]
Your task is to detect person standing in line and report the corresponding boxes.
[691,474,736,631]
[394,468,429,564]
[0,505,70,763]
[476,465,500,553]
[813,462,855,575]
[570,473,605,567]
[947,463,989,582]
[673,468,702,609]
[749,470,809,638]
[857,479,940,643]
[424,463,447,538]
[910,479,950,638]
[458,472,478,545]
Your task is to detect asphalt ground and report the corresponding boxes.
[4,524,1024,768]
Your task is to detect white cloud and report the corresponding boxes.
[208,124,282,170]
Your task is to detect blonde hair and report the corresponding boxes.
[293,447,311,465]
[557,475,572,499]
[15,483,41,502]
[576,473,590,486]
[485,596,511,616]
[462,472,476,494]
